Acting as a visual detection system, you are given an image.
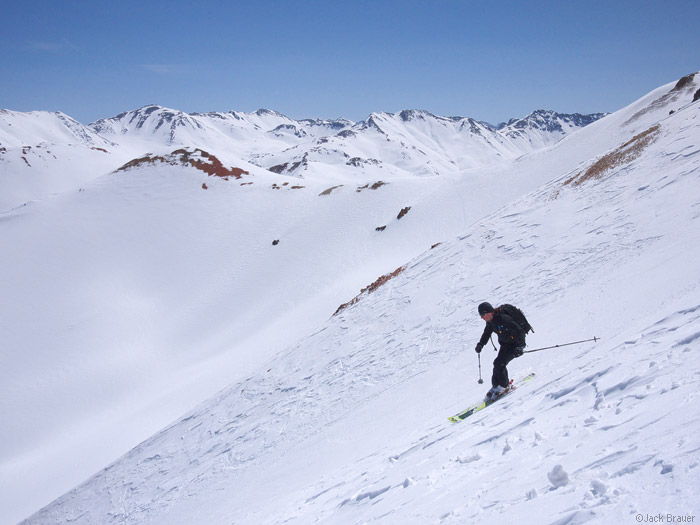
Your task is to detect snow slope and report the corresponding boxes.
[23,74,700,524]
[2,73,698,524]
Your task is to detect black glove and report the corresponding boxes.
[514,344,525,357]
[475,342,484,354]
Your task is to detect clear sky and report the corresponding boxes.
[1,0,699,125]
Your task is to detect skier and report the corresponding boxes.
[474,302,527,400]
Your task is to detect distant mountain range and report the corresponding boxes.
[89,105,606,176]
[0,105,605,211]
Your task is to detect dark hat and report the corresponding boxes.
[478,302,494,316]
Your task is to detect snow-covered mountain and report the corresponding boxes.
[92,106,353,145]
[0,109,111,149]
[2,72,699,524]
[87,104,606,182]
[0,103,602,212]
[242,108,607,179]
[0,110,130,210]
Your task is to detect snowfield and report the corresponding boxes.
[2,73,699,524]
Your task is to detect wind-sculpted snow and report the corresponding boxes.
[23,76,700,524]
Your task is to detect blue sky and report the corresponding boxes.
[1,0,699,125]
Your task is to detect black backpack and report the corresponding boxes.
[498,304,534,334]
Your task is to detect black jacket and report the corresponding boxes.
[479,310,526,348]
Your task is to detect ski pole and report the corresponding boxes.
[477,353,484,384]
[523,336,600,354]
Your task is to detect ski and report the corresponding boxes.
[448,372,536,423]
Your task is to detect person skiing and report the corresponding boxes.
[474,302,527,400]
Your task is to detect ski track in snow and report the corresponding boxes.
[12,77,700,523]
